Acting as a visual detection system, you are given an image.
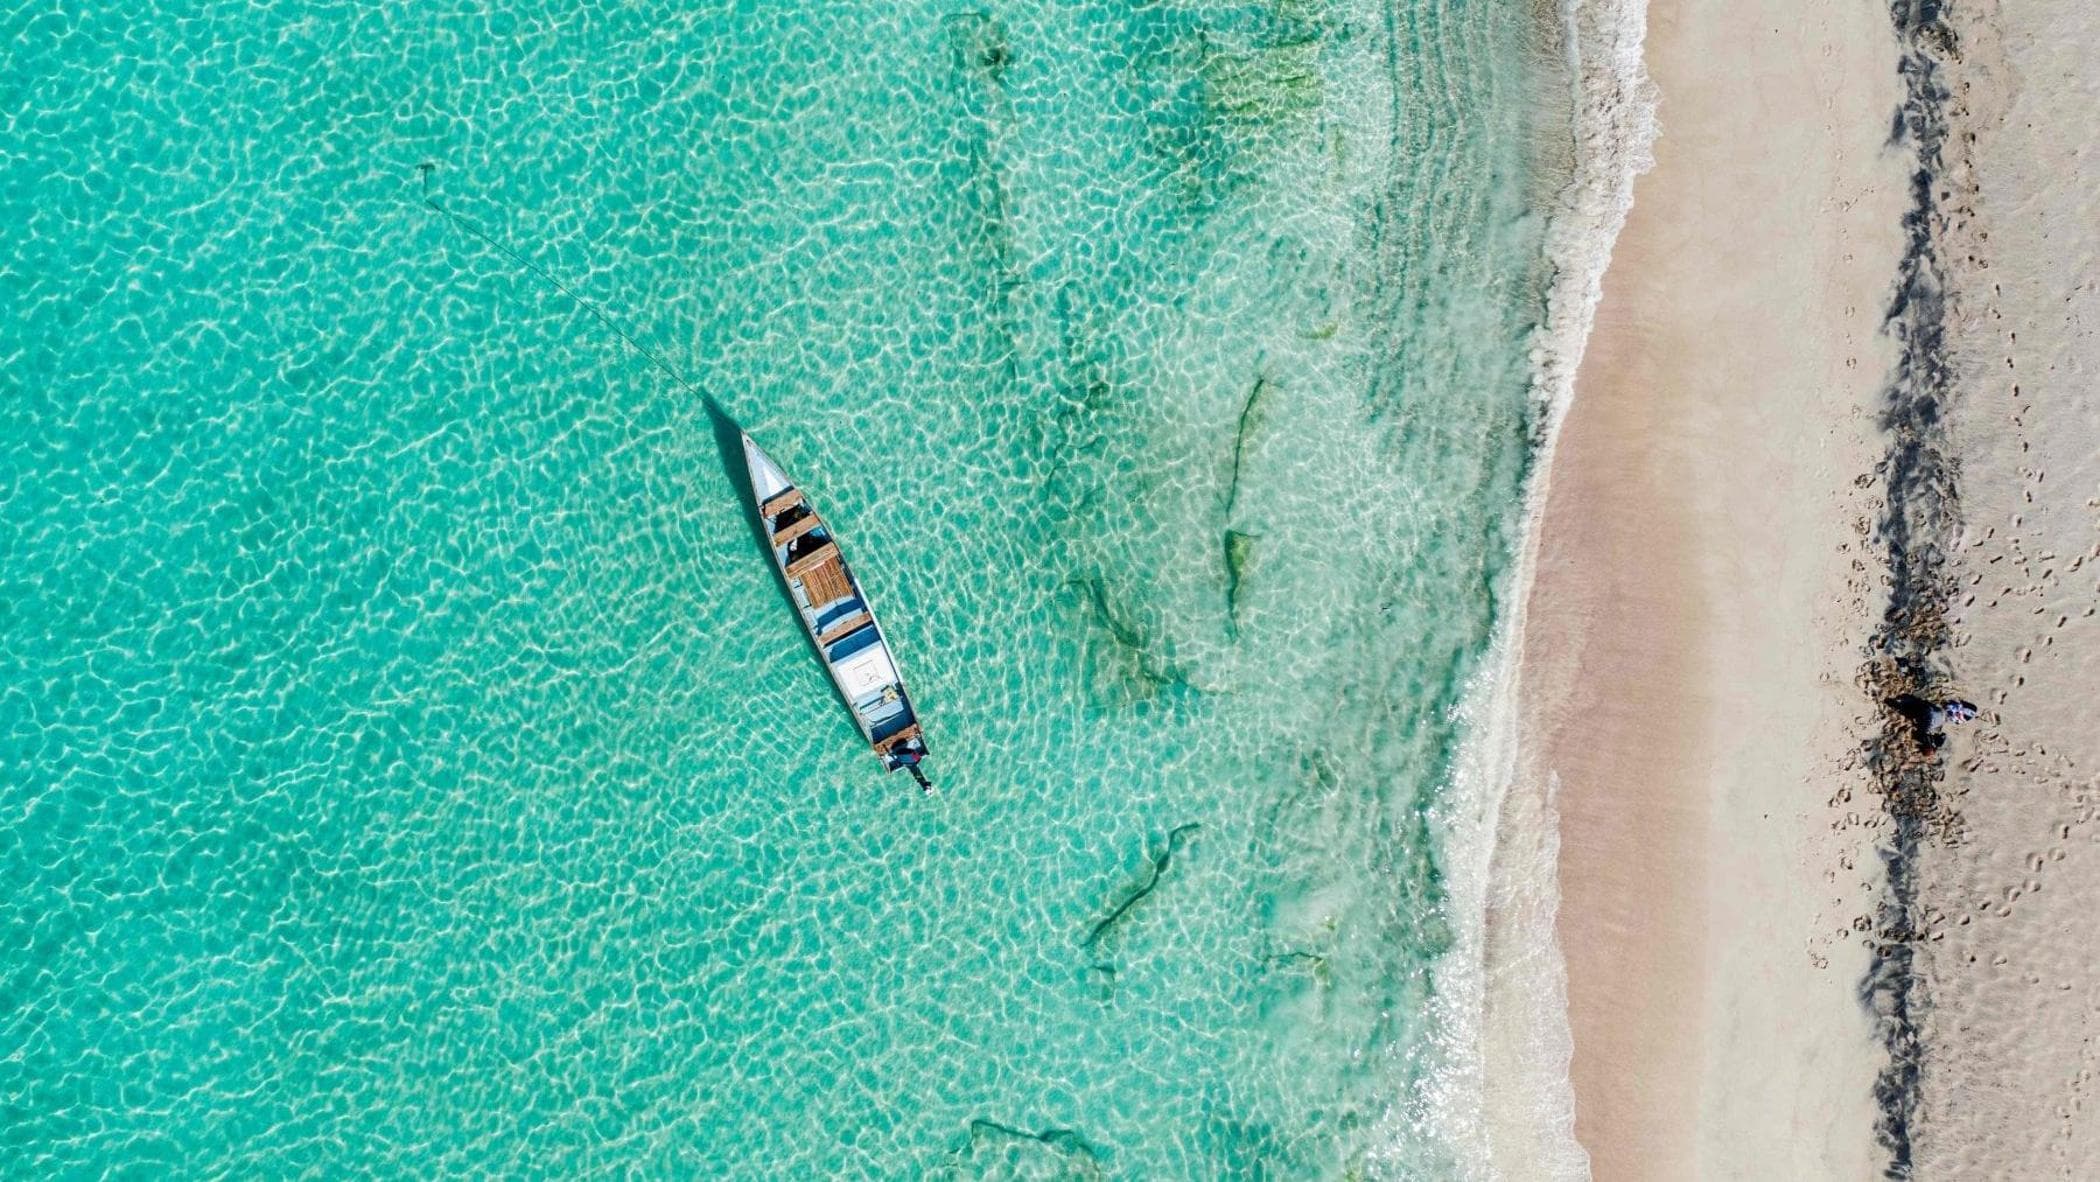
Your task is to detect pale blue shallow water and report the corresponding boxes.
[3,0,1552,1175]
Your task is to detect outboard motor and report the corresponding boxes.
[894,742,932,792]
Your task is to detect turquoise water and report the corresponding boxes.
[3,0,1552,1175]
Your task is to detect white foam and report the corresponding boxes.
[1531,0,1661,434]
[1404,0,1658,1176]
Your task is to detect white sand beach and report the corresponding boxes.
[1908,0,2100,1173]
[1493,0,1915,1175]
[1491,0,2100,1176]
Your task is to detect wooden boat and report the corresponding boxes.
[741,434,931,790]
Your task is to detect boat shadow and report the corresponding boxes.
[702,397,863,734]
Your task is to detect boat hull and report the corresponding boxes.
[741,434,928,780]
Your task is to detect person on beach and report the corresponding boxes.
[1931,699,1979,730]
[1887,694,1979,752]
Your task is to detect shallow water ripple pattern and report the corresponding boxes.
[2,0,1547,1175]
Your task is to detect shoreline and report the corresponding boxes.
[1430,0,1653,1173]
[1481,0,1915,1175]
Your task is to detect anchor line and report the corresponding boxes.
[416,163,703,397]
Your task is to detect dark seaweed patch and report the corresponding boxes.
[1261,947,1331,986]
[1223,529,1259,636]
[941,11,1025,388]
[1125,0,1333,214]
[958,1119,1106,1179]
[1034,283,1120,485]
[1220,372,1271,638]
[1068,575,1189,692]
[1084,961,1118,1002]
[1082,823,1203,949]
[946,10,1012,82]
[1223,374,1270,521]
[1861,3,1965,1177]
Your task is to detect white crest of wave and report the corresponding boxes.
[1389,0,1658,1177]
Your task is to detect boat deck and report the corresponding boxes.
[796,551,852,607]
[742,431,927,783]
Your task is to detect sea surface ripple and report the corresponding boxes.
[2,0,1552,1174]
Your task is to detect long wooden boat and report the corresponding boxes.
[741,434,931,790]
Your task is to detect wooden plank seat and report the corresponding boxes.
[801,561,853,607]
[772,513,823,547]
[759,488,804,518]
[817,610,873,647]
[784,541,837,577]
[791,548,854,606]
[873,724,922,756]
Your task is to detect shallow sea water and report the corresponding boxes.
[3,0,1551,1175]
